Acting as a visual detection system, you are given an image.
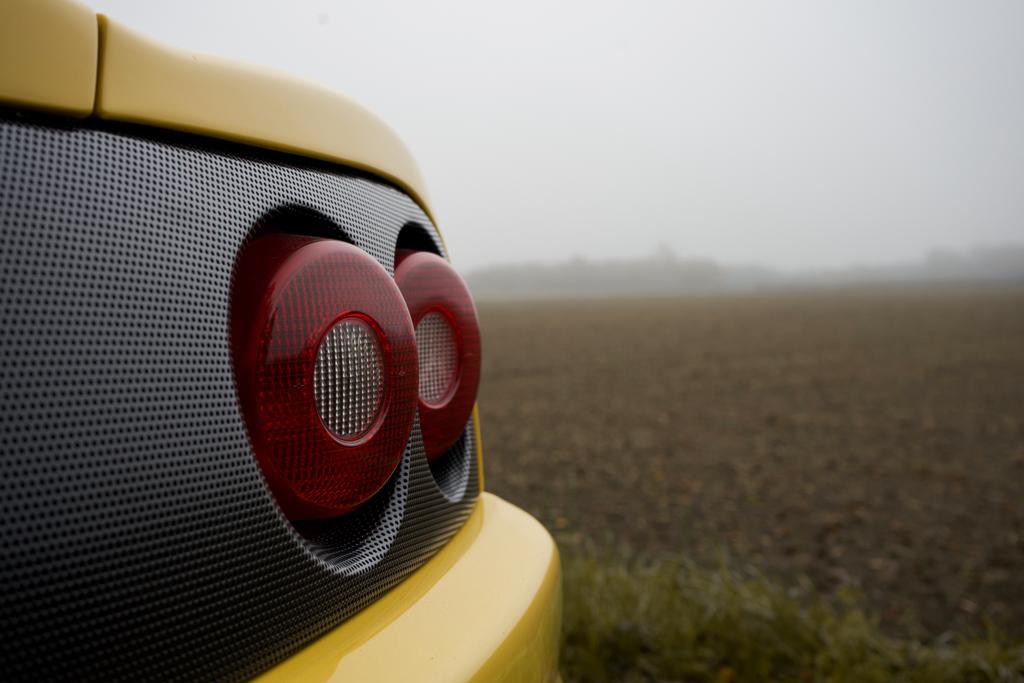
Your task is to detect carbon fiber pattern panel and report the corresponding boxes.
[0,118,479,682]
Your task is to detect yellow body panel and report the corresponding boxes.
[0,0,433,219]
[255,493,562,683]
[473,404,486,490]
[0,0,97,116]
[94,16,432,218]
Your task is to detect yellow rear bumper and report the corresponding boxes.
[255,493,562,682]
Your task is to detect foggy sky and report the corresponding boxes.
[90,1,1024,272]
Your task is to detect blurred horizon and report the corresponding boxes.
[466,241,1024,299]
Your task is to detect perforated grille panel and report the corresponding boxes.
[0,117,479,682]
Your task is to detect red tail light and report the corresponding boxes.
[395,250,482,460]
[231,235,418,519]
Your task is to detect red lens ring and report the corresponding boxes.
[395,250,482,461]
[232,235,417,519]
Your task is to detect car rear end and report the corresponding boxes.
[0,1,561,681]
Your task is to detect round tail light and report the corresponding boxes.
[231,235,417,519]
[395,250,482,460]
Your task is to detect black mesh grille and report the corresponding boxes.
[0,117,479,682]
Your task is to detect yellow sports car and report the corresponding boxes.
[0,1,561,680]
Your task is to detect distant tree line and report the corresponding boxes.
[465,244,1024,299]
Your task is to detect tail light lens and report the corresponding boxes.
[231,235,418,519]
[395,250,482,460]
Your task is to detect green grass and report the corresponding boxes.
[561,547,1024,683]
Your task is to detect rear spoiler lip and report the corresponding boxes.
[0,0,438,229]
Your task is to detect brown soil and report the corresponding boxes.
[477,286,1024,637]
